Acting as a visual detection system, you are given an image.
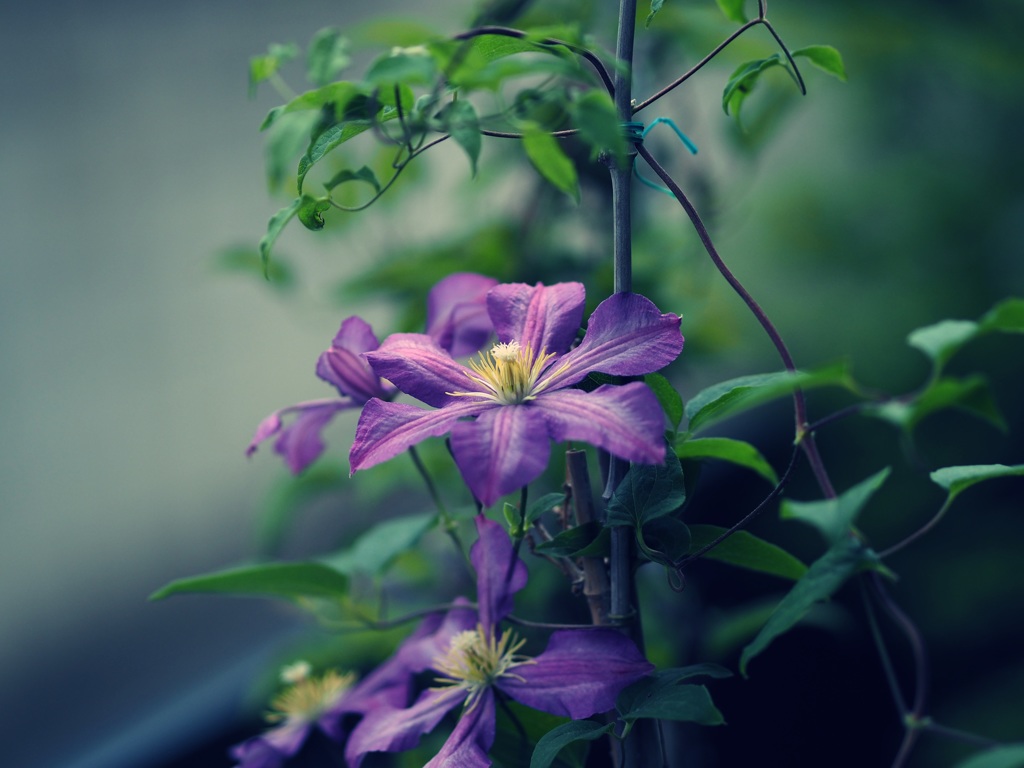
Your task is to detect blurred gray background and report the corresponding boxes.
[2,1,1022,767]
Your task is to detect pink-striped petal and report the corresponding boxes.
[534,384,666,465]
[449,405,552,507]
[487,282,585,356]
[350,398,490,474]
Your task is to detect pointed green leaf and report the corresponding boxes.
[365,49,438,86]
[258,197,303,277]
[688,525,807,581]
[908,319,980,373]
[606,456,686,527]
[439,100,482,176]
[791,45,847,82]
[523,127,579,202]
[494,702,584,768]
[930,464,1024,503]
[740,538,877,676]
[638,517,691,564]
[149,561,349,603]
[306,27,350,86]
[324,165,382,195]
[525,492,565,526]
[297,120,374,192]
[535,521,602,558]
[716,0,747,23]
[249,42,299,97]
[722,55,783,118]
[297,195,331,230]
[569,90,626,166]
[979,297,1024,334]
[645,0,665,28]
[684,363,853,434]
[530,721,615,768]
[953,744,1024,768]
[323,512,436,575]
[617,678,724,725]
[645,373,684,434]
[261,82,362,131]
[263,112,321,192]
[780,468,891,545]
[676,437,778,485]
[868,375,1006,433]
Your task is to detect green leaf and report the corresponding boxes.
[261,82,362,131]
[645,0,665,28]
[639,517,691,564]
[868,375,1006,433]
[791,45,847,82]
[740,538,877,676]
[645,373,684,434]
[569,90,626,166]
[249,42,299,97]
[530,721,615,768]
[684,363,853,434]
[908,318,980,373]
[439,100,481,176]
[523,127,579,202]
[297,195,331,230]
[617,677,725,726]
[149,561,348,603]
[324,165,382,195]
[676,437,778,485]
[722,55,784,118]
[324,513,437,575]
[535,521,602,558]
[297,120,374,192]
[979,297,1024,334]
[954,745,1024,768]
[715,0,748,24]
[494,702,585,768]
[263,112,321,191]
[606,456,686,528]
[780,468,891,545]
[365,49,438,86]
[306,27,350,86]
[525,492,565,526]
[687,525,807,581]
[258,198,303,277]
[930,464,1024,503]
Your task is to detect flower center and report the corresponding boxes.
[265,663,355,724]
[432,626,533,708]
[449,340,566,405]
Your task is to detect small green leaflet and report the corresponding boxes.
[791,45,847,82]
[715,0,747,24]
[676,437,777,485]
[249,42,299,97]
[534,521,603,558]
[306,27,350,86]
[606,456,686,528]
[324,166,382,195]
[687,525,807,581]
[930,464,1024,503]
[523,127,580,203]
[569,90,626,166]
[740,537,879,676]
[906,297,1024,376]
[645,0,665,28]
[722,55,785,118]
[953,744,1024,768]
[616,676,724,726]
[780,468,890,545]
[261,82,361,131]
[258,197,303,277]
[323,512,436,575]
[684,363,853,434]
[297,195,331,231]
[148,561,349,604]
[645,372,684,435]
[364,49,438,86]
[439,100,482,176]
[530,721,614,768]
[867,375,1006,433]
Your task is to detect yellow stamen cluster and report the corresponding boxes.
[433,625,534,708]
[450,340,566,405]
[265,665,355,724]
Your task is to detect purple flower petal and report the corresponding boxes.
[543,292,683,390]
[426,273,498,357]
[470,517,528,634]
[316,317,388,402]
[247,399,355,473]
[424,689,496,768]
[231,721,310,768]
[350,398,490,474]
[390,598,479,673]
[499,629,653,719]
[367,333,482,408]
[449,406,552,507]
[487,282,584,356]
[534,384,666,465]
[345,687,467,768]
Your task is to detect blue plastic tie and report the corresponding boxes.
[627,117,698,197]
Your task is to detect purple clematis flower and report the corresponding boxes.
[350,282,683,506]
[247,273,497,473]
[345,516,654,768]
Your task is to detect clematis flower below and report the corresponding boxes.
[350,282,683,506]
[247,272,497,473]
[345,516,654,768]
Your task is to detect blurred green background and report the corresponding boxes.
[0,0,1021,766]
